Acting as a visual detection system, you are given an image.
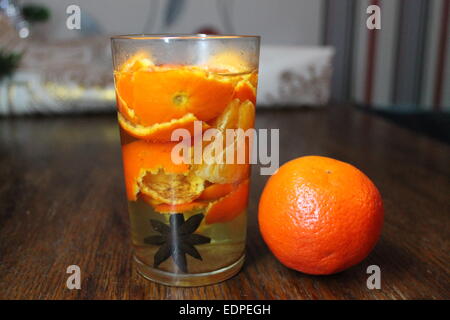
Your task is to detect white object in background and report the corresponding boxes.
[257,45,334,107]
[0,40,334,115]
[0,0,30,39]
[0,36,115,115]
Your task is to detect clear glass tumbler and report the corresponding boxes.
[111,34,260,286]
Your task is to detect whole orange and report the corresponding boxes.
[258,156,384,275]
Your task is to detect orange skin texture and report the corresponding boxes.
[116,73,134,119]
[258,156,384,275]
[118,113,209,142]
[233,80,256,105]
[248,72,258,87]
[115,64,235,142]
[198,183,235,201]
[116,93,134,122]
[121,116,196,142]
[122,140,189,201]
[205,179,249,224]
[128,69,235,126]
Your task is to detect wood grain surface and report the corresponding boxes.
[0,107,449,300]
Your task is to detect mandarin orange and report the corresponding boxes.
[258,156,384,275]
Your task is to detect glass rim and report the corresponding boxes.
[111,33,260,41]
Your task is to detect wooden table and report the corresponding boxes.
[0,107,449,300]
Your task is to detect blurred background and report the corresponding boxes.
[1,0,449,141]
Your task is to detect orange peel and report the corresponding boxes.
[194,99,255,184]
[118,51,154,73]
[114,52,154,123]
[198,183,235,201]
[140,170,204,205]
[233,80,257,105]
[206,50,252,73]
[152,201,207,214]
[118,112,208,142]
[122,140,192,201]
[205,179,249,224]
[118,67,235,127]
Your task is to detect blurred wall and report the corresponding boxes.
[23,0,324,45]
[324,0,449,111]
[20,0,450,111]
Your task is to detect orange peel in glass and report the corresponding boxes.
[118,112,209,142]
[118,51,154,73]
[114,54,237,142]
[194,99,255,184]
[205,179,249,224]
[122,140,204,203]
[114,52,154,122]
[198,183,235,201]
[140,170,204,205]
[206,50,252,74]
[152,201,207,214]
[129,68,235,126]
[233,79,257,105]
[116,63,235,125]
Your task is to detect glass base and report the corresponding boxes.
[134,254,245,287]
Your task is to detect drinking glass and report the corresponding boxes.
[111,34,260,286]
